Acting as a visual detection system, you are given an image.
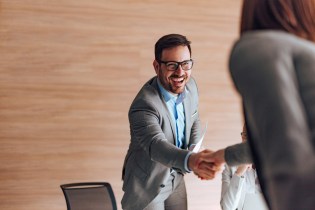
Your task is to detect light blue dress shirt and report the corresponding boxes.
[157,80,191,172]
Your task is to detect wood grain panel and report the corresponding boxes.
[0,0,243,209]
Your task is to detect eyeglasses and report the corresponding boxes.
[158,59,194,71]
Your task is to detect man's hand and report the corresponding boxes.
[188,149,223,180]
[200,148,226,167]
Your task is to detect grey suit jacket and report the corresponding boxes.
[229,30,315,210]
[121,76,201,210]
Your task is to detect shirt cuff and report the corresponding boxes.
[188,144,196,151]
[184,151,193,172]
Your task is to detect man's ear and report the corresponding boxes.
[153,60,159,74]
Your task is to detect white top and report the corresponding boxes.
[220,164,268,210]
[242,193,268,210]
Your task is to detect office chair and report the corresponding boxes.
[60,182,117,210]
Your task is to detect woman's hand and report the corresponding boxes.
[235,164,251,176]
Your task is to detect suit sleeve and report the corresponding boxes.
[225,142,252,166]
[129,98,189,173]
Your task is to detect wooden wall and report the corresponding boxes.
[0,0,243,209]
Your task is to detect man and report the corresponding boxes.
[121,34,215,210]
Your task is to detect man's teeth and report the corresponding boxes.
[172,78,184,82]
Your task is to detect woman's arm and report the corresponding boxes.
[220,164,246,210]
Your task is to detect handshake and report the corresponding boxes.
[188,149,226,180]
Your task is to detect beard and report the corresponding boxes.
[166,74,188,94]
[157,67,190,94]
[170,76,185,93]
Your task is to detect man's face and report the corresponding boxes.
[153,45,192,94]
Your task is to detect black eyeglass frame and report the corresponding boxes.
[158,59,194,71]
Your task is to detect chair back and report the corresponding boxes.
[60,182,117,210]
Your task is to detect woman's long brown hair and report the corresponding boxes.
[240,0,315,42]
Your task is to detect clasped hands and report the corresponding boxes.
[188,149,226,180]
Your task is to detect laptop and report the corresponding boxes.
[242,193,269,210]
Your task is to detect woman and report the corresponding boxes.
[220,125,268,210]
[228,0,315,209]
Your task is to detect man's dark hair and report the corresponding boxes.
[155,34,192,61]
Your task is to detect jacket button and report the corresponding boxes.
[160,184,165,188]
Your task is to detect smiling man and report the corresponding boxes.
[121,34,216,210]
[153,43,192,94]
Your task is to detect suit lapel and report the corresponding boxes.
[165,105,177,145]
[152,78,177,145]
[183,90,191,149]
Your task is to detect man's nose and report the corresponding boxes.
[174,64,185,74]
